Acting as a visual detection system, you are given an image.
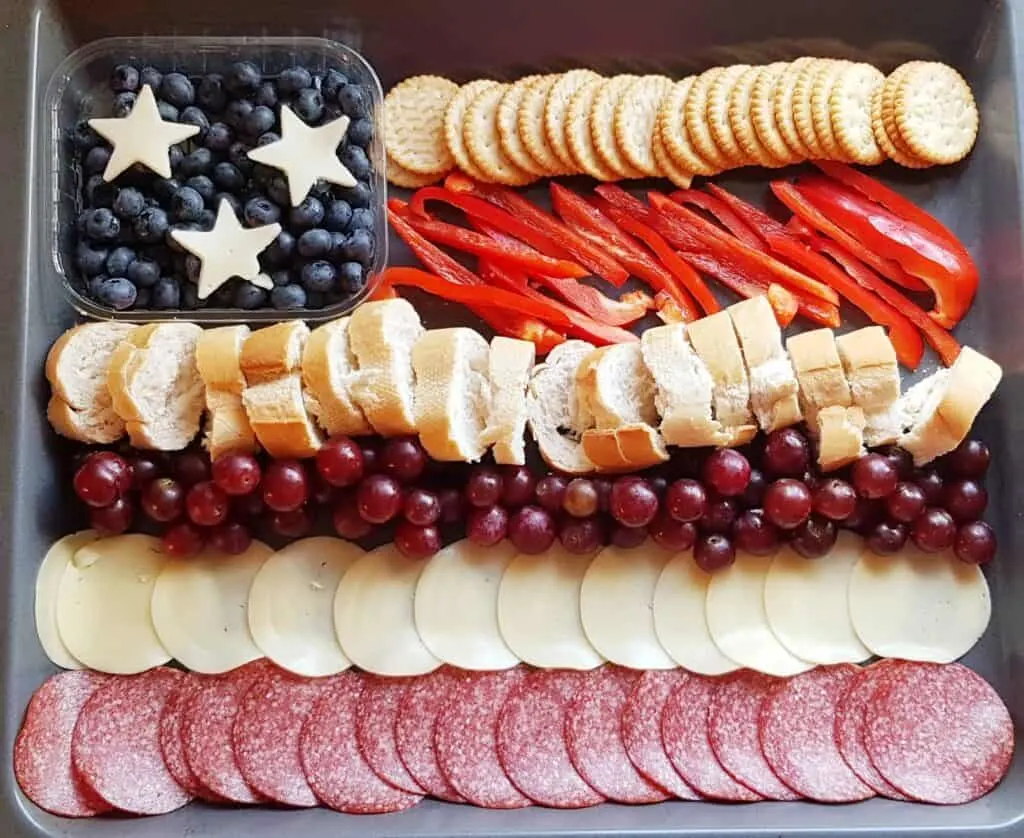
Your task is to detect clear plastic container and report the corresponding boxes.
[42,35,387,323]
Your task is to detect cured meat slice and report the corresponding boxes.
[159,672,224,803]
[759,664,875,802]
[564,667,669,803]
[355,675,425,795]
[14,670,111,818]
[394,666,465,802]
[864,662,1013,804]
[300,672,423,813]
[434,668,532,809]
[708,670,800,800]
[71,667,192,815]
[661,674,762,801]
[496,669,605,809]
[621,671,701,800]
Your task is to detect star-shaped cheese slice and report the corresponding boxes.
[88,84,200,182]
[246,105,357,206]
[169,199,281,300]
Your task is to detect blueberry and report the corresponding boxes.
[297,228,333,259]
[243,197,280,227]
[228,141,255,173]
[113,92,137,117]
[233,282,268,309]
[254,80,279,109]
[160,72,195,109]
[204,122,234,152]
[180,106,210,139]
[171,186,205,222]
[251,163,277,187]
[293,88,324,123]
[343,228,374,267]
[263,231,296,267]
[340,180,372,209]
[340,145,371,181]
[198,209,217,230]
[278,66,313,96]
[271,283,307,309]
[328,231,348,262]
[133,288,151,308]
[243,105,276,138]
[322,199,353,232]
[139,66,163,91]
[133,207,170,243]
[84,208,120,242]
[157,101,180,122]
[214,192,242,216]
[69,121,101,151]
[197,73,228,113]
[113,187,145,219]
[153,177,180,205]
[105,246,136,277]
[178,148,213,178]
[208,283,236,307]
[110,64,139,93]
[348,206,374,231]
[150,278,180,309]
[289,196,325,229]
[126,257,160,287]
[321,69,349,101]
[337,84,368,119]
[270,269,292,287]
[347,117,373,148]
[266,177,291,207]
[208,163,240,195]
[224,99,254,131]
[149,245,175,269]
[84,175,116,208]
[180,283,200,310]
[337,261,365,293]
[322,103,345,124]
[226,61,262,97]
[91,276,137,310]
[256,131,280,147]
[75,242,109,277]
[185,175,216,205]
[168,145,184,172]
[84,146,111,175]
[184,254,202,284]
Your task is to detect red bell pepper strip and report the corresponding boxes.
[388,206,479,286]
[669,190,764,249]
[767,284,799,327]
[445,173,630,286]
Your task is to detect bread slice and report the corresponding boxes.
[347,298,424,436]
[302,317,372,437]
[581,428,633,472]
[241,322,322,459]
[527,339,596,474]
[786,328,852,429]
[582,424,670,472]
[46,321,135,444]
[412,327,492,462]
[817,405,866,472]
[482,336,535,466]
[836,326,901,447]
[195,326,257,460]
[107,322,205,451]
[728,296,802,432]
[576,343,659,429]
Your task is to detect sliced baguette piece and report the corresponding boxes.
[836,326,901,447]
[107,322,205,451]
[817,405,866,472]
[482,336,535,466]
[527,339,596,474]
[195,326,257,460]
[46,321,135,444]
[576,343,659,429]
[204,389,259,459]
[582,428,633,472]
[302,317,373,437]
[347,298,424,436]
[411,327,492,462]
[581,424,670,472]
[786,328,852,429]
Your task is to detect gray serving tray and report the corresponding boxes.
[0,0,1022,836]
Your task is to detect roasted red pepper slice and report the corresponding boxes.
[669,189,764,249]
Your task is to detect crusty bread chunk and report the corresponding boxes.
[107,322,205,451]
[817,406,866,472]
[786,328,852,427]
[836,326,901,446]
[46,321,135,444]
[195,326,257,460]
[527,339,596,474]
[582,424,670,472]
[412,328,492,462]
[347,298,424,436]
[302,317,372,437]
[576,343,658,429]
[482,336,535,466]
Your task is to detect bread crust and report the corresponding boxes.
[816,405,866,472]
[197,326,257,460]
[302,318,372,437]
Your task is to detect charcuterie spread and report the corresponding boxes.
[16,33,1015,826]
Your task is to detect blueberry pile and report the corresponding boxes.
[68,60,378,313]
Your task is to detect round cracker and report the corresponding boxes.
[792,58,829,159]
[750,61,798,164]
[465,83,535,186]
[684,68,735,171]
[659,76,719,176]
[880,64,926,158]
[707,64,750,166]
[567,77,627,181]
[386,155,440,189]
[652,127,694,188]
[810,59,849,160]
[544,69,601,171]
[497,76,549,177]
[830,63,886,165]
[872,86,930,168]
[729,65,786,168]
[590,75,646,179]
[445,79,502,181]
[614,75,674,176]
[518,74,568,176]
[772,57,817,159]
[385,75,460,176]
[893,62,978,164]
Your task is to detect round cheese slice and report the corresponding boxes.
[848,544,991,663]
[151,540,273,674]
[333,544,441,677]
[497,544,603,670]
[414,539,519,670]
[247,537,363,677]
[705,549,814,677]
[579,543,677,670]
[653,554,740,675]
[56,534,171,675]
[764,534,871,665]
[35,530,100,669]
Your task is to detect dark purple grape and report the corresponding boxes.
[593,478,613,513]
[316,437,364,487]
[403,488,441,526]
[700,497,737,535]
[945,439,990,479]
[913,468,945,506]
[395,521,441,560]
[507,506,557,554]
[877,445,913,480]
[843,498,885,534]
[380,437,427,483]
[501,466,537,508]
[559,516,606,554]
[356,474,403,524]
[610,524,647,549]
[186,481,229,527]
[911,507,957,553]
[141,477,185,523]
[466,467,503,508]
[694,534,735,572]
[702,449,752,497]
[732,509,779,556]
[174,451,211,487]
[666,478,707,523]
[955,521,997,565]
[466,505,508,547]
[868,521,908,555]
[437,488,465,525]
[129,455,162,490]
[763,479,812,529]
[851,454,899,499]
[535,475,568,513]
[812,478,857,521]
[762,428,810,477]
[609,477,659,528]
[208,522,252,555]
[273,508,313,539]
[886,482,927,523]
[333,493,373,540]
[739,468,767,509]
[73,452,131,508]
[90,497,133,536]
[648,510,697,552]
[943,479,988,522]
[790,516,838,559]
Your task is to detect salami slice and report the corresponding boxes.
[708,670,800,801]
[181,658,273,804]
[661,673,762,801]
[71,667,192,815]
[621,671,701,800]
[434,668,532,809]
[159,672,224,803]
[759,664,875,802]
[355,675,425,795]
[833,660,910,800]
[864,662,1013,804]
[394,667,466,802]
[14,671,112,818]
[300,672,424,813]
[565,666,669,803]
[496,669,605,809]
[232,666,328,807]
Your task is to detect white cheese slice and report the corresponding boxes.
[653,554,741,675]
[56,534,171,675]
[413,539,520,671]
[150,540,273,674]
[247,537,362,677]
[764,534,872,665]
[848,544,991,662]
[579,543,677,670]
[333,544,441,677]
[705,550,814,677]
[35,530,100,669]
[497,544,603,670]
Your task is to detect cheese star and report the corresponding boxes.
[246,105,357,206]
[169,199,280,300]
[88,84,200,182]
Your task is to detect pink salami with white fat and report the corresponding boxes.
[71,667,192,815]
[760,664,875,803]
[300,671,423,814]
[864,662,1013,804]
[159,672,224,803]
[394,666,465,802]
[355,675,426,795]
[14,670,112,818]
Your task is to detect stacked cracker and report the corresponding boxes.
[384,60,977,188]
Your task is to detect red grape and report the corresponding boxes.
[466,467,504,508]
[791,516,837,559]
[174,451,210,486]
[466,505,508,547]
[436,488,465,524]
[93,451,132,491]
[141,477,185,522]
[507,505,557,554]
[73,456,127,508]
[356,474,403,524]
[90,497,133,536]
[812,478,857,521]
[262,460,309,512]
[945,439,990,479]
[851,454,898,499]
[313,437,363,488]
[333,494,373,540]
[501,466,537,507]
[886,482,927,523]
[161,522,205,558]
[955,521,997,565]
[878,445,913,480]
[309,473,337,507]
[649,475,668,498]
[649,510,697,552]
[703,449,752,497]
[913,469,945,505]
[186,481,229,527]
[211,452,261,496]
[563,479,599,518]
[359,441,380,475]
[610,524,647,549]
[380,437,427,483]
[740,468,767,509]
[535,475,569,513]
[694,534,735,572]
[732,509,779,556]
[666,479,707,523]
[208,522,252,555]
[911,507,957,553]
[129,455,162,490]
[763,479,812,529]
[868,521,908,555]
[403,488,441,526]
[395,521,442,559]
[700,497,737,535]
[609,476,659,527]
[843,498,885,535]
[559,516,606,554]
[273,507,312,539]
[593,478,613,512]
[943,479,988,522]
[762,428,809,477]
[232,491,266,521]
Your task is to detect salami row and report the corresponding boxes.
[13,659,1013,818]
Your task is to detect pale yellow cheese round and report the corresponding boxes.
[35,530,100,670]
